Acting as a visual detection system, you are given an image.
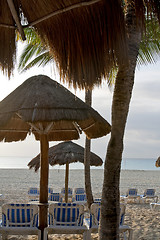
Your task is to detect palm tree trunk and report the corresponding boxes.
[84,89,94,208]
[99,3,142,239]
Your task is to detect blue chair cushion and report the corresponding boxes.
[2,203,38,227]
[49,193,60,202]
[49,203,84,226]
[75,194,86,201]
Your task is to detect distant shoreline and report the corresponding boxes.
[0,156,158,170]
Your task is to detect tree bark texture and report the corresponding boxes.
[99,3,142,240]
[84,89,94,208]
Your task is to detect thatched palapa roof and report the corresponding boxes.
[0,74,111,231]
[1,1,160,88]
[28,140,103,203]
[28,141,103,172]
[0,0,128,88]
[0,74,111,142]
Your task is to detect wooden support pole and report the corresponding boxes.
[29,0,101,27]
[65,163,69,203]
[39,134,49,240]
[7,0,26,40]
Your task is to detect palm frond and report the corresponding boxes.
[19,52,53,72]
[137,17,160,65]
[107,67,118,88]
[18,27,53,72]
[18,42,48,70]
[18,27,43,46]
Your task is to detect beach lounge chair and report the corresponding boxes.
[84,203,133,240]
[150,202,160,210]
[123,188,140,203]
[141,189,158,203]
[48,192,61,202]
[0,203,40,239]
[60,187,73,202]
[94,198,101,203]
[74,193,86,203]
[44,202,90,240]
[28,187,39,201]
[73,188,86,204]
[48,187,53,194]
[48,187,54,200]
[74,188,85,194]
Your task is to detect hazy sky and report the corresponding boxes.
[0,43,160,167]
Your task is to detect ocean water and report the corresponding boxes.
[121,158,158,170]
[0,156,158,170]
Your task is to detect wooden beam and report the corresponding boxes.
[39,134,49,239]
[7,0,26,40]
[28,0,101,27]
[72,122,82,134]
[28,122,53,134]
[83,122,95,131]
[0,23,15,29]
[65,163,69,203]
[28,121,78,134]
[0,129,28,132]
[50,129,77,132]
[38,123,43,131]
[0,127,78,133]
[28,123,42,134]
[44,122,53,134]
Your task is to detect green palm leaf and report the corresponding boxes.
[18,27,53,72]
[18,43,52,72]
[138,18,160,65]
[19,52,53,72]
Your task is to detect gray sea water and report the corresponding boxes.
[0,169,160,203]
[0,156,158,170]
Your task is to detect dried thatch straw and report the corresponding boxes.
[0,0,128,88]
[0,0,16,77]
[28,141,103,171]
[1,1,160,88]
[0,74,111,142]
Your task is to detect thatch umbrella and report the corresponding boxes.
[28,141,103,202]
[1,0,128,86]
[155,156,160,167]
[0,74,110,239]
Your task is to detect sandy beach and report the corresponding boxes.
[0,169,160,239]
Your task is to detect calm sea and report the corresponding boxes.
[0,156,158,170]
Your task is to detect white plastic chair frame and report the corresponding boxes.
[0,203,40,239]
[86,203,133,240]
[28,187,40,201]
[141,189,158,203]
[44,203,90,240]
[123,188,140,203]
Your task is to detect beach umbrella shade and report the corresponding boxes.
[155,156,160,167]
[28,141,103,202]
[0,74,111,239]
[1,0,127,87]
